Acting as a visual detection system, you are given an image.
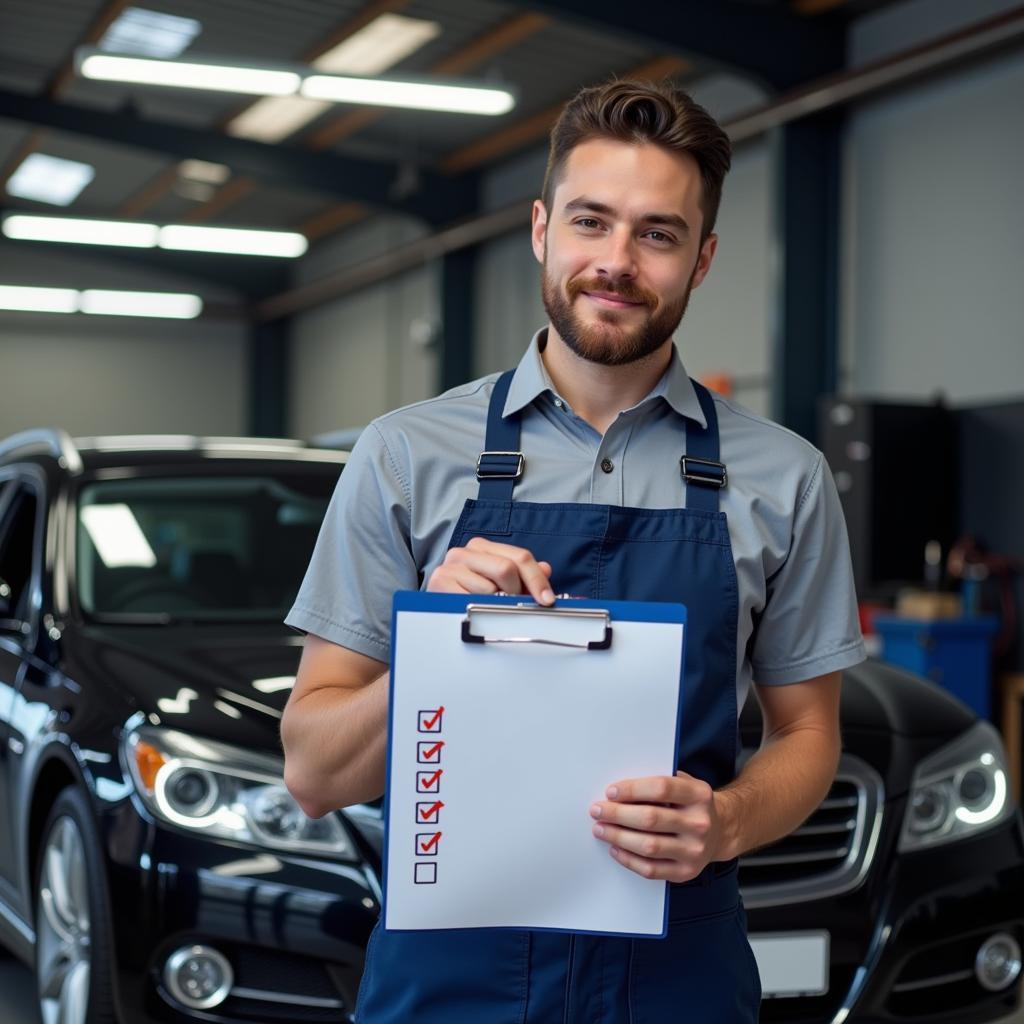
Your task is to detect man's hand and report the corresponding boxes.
[590,771,723,882]
[427,537,555,604]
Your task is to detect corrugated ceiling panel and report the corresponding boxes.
[0,0,108,93]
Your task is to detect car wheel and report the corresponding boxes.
[34,787,116,1024]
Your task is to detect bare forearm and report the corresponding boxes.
[282,672,389,814]
[714,724,841,862]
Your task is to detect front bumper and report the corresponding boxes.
[100,798,379,1024]
[750,813,1024,1023]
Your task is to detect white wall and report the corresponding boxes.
[0,242,247,438]
[287,215,438,438]
[840,0,1024,403]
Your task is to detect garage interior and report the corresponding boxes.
[2,0,1024,1021]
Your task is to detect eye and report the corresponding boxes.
[573,217,604,231]
[643,230,676,245]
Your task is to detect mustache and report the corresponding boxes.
[565,277,656,307]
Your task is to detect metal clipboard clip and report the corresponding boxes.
[461,603,612,650]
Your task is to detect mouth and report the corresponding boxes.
[581,291,645,310]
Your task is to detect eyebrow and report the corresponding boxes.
[562,197,691,238]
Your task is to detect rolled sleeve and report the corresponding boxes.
[285,424,417,662]
[750,453,866,685]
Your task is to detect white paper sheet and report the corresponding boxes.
[384,602,684,936]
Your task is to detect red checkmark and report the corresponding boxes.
[419,831,442,853]
[420,769,442,790]
[418,800,444,822]
[421,741,444,760]
[421,706,444,730]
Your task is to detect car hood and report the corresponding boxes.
[62,622,306,752]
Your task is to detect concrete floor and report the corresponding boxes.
[2,953,1024,1023]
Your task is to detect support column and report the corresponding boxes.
[439,247,477,392]
[771,110,843,444]
[249,318,288,437]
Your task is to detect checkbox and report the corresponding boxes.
[416,769,443,793]
[414,862,437,884]
[418,707,444,733]
[416,832,441,856]
[416,800,443,824]
[417,740,444,764]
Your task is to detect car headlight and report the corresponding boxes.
[123,726,360,860]
[899,720,1015,852]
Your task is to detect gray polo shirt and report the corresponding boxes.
[287,331,866,711]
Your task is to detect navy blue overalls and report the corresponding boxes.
[357,371,762,1023]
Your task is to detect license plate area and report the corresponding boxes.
[748,931,830,998]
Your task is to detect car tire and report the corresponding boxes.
[34,787,117,1024]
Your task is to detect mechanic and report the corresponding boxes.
[282,77,866,1022]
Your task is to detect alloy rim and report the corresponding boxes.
[36,815,91,1024]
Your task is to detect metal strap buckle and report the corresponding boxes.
[476,451,525,480]
[680,456,728,489]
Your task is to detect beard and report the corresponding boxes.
[541,265,694,367]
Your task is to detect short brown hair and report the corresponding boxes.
[542,79,732,242]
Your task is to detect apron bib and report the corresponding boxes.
[357,371,761,1022]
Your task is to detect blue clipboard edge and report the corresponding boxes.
[381,591,688,939]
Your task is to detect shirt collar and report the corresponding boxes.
[503,328,708,428]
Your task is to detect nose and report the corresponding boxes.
[594,227,637,282]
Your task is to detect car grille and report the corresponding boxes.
[739,752,884,909]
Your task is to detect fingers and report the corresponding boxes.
[589,772,716,884]
[602,773,713,808]
[603,842,704,883]
[430,538,555,605]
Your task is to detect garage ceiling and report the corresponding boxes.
[0,0,900,253]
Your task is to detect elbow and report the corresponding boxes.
[283,760,334,820]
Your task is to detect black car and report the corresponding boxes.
[0,428,1021,1024]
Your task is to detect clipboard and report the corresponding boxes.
[382,591,687,937]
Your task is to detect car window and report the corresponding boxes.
[76,472,336,621]
[0,482,40,628]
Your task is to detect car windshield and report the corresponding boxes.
[76,470,336,621]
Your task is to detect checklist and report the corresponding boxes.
[384,592,686,937]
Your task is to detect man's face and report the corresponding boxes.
[532,138,717,366]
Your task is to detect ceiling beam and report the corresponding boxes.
[438,54,689,176]
[517,0,844,89]
[0,88,475,225]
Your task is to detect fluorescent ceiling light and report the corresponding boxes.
[226,95,332,144]
[1,214,307,258]
[301,75,514,115]
[315,14,441,76]
[3,214,158,247]
[227,13,440,143]
[159,225,308,258]
[178,159,230,184]
[80,289,203,318]
[98,7,201,59]
[172,180,216,202]
[252,676,296,694]
[80,503,158,568]
[79,53,300,95]
[0,285,78,313]
[0,285,202,318]
[6,153,96,206]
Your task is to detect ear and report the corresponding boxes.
[530,199,548,266]
[689,233,718,290]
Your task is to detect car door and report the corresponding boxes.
[0,475,35,897]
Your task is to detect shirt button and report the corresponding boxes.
[554,398,564,409]
[601,458,614,474]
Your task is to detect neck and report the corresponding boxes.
[540,327,673,434]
